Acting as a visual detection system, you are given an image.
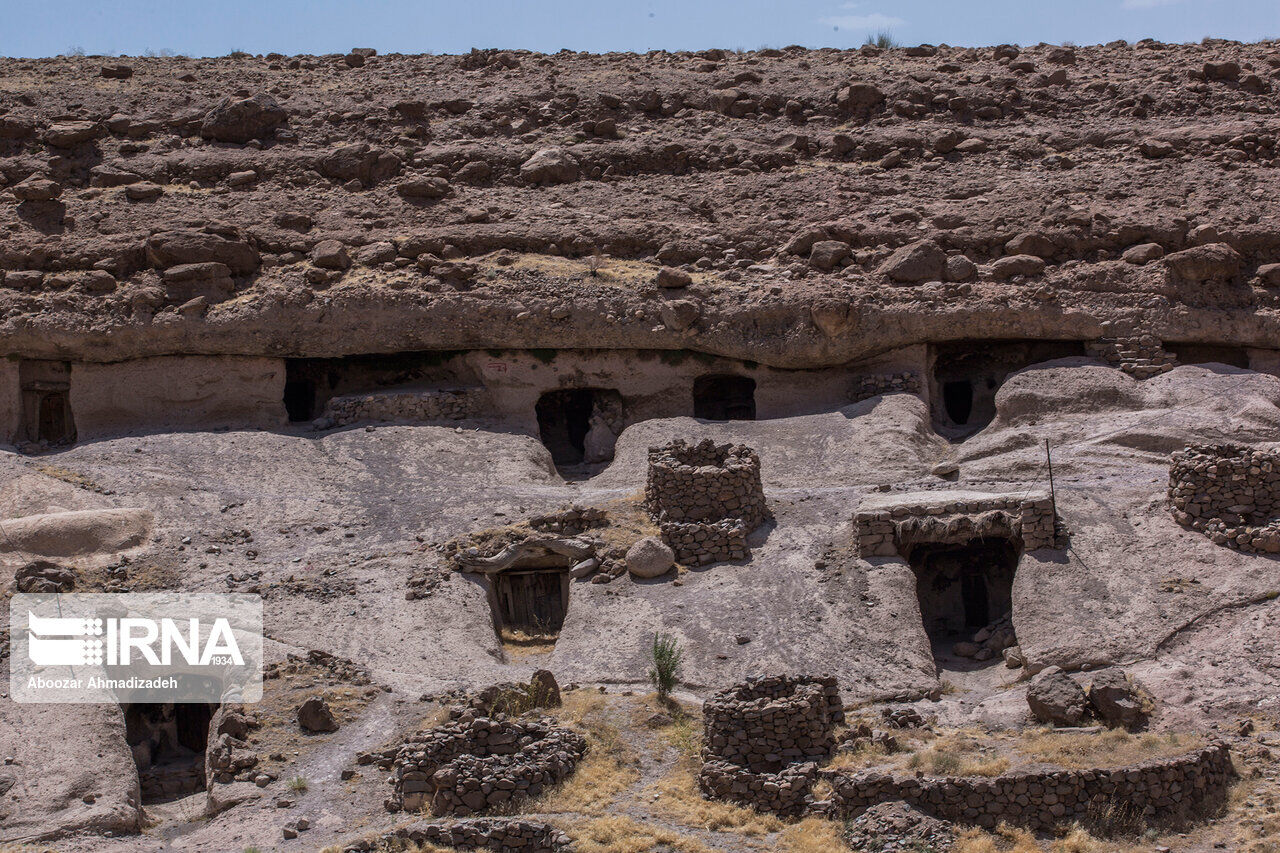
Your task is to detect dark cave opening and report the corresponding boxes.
[932,340,1087,438]
[693,374,757,421]
[906,537,1019,641]
[123,702,217,804]
[942,380,974,426]
[536,389,598,465]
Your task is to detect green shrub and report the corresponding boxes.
[648,633,682,700]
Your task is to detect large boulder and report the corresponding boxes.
[626,537,675,579]
[146,230,260,276]
[11,176,63,202]
[520,147,580,185]
[43,120,106,148]
[836,81,885,110]
[317,143,402,185]
[297,696,339,733]
[199,94,287,143]
[1164,242,1243,282]
[1026,666,1089,726]
[879,239,946,283]
[1083,668,1151,727]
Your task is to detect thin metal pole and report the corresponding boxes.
[1045,439,1058,522]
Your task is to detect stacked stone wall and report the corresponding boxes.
[850,371,921,403]
[698,675,843,816]
[321,386,489,427]
[821,742,1233,832]
[340,818,572,853]
[1087,336,1177,379]
[854,493,1057,558]
[386,709,587,816]
[1169,443,1280,553]
[645,439,768,564]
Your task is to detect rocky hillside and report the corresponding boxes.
[2,40,1280,365]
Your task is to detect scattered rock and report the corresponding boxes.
[297,696,339,732]
[200,93,287,143]
[879,239,946,283]
[520,148,580,185]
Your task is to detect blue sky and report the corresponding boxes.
[4,0,1278,58]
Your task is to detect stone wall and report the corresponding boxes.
[1087,335,1177,379]
[820,742,1234,832]
[850,371,922,404]
[698,675,843,817]
[387,709,587,816]
[1169,443,1280,553]
[340,819,573,853]
[70,356,285,438]
[855,490,1058,558]
[644,439,768,564]
[320,385,490,427]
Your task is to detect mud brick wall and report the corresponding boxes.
[855,493,1057,558]
[321,386,488,427]
[645,438,768,564]
[821,742,1234,832]
[342,818,573,853]
[850,371,921,404]
[1086,336,1177,379]
[387,710,587,816]
[1169,444,1280,553]
[698,675,844,817]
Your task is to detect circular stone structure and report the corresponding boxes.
[698,675,844,816]
[644,438,768,564]
[388,709,588,816]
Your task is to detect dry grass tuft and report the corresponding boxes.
[776,816,848,852]
[1015,728,1201,770]
[565,816,719,853]
[647,765,783,835]
[527,691,640,816]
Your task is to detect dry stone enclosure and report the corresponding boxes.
[386,709,587,816]
[644,438,769,564]
[819,742,1235,831]
[1169,443,1280,552]
[698,675,843,816]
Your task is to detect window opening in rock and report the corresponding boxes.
[123,702,217,804]
[693,375,757,421]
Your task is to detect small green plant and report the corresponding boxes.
[648,633,682,700]
[286,775,308,792]
[243,848,263,853]
[864,31,898,49]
